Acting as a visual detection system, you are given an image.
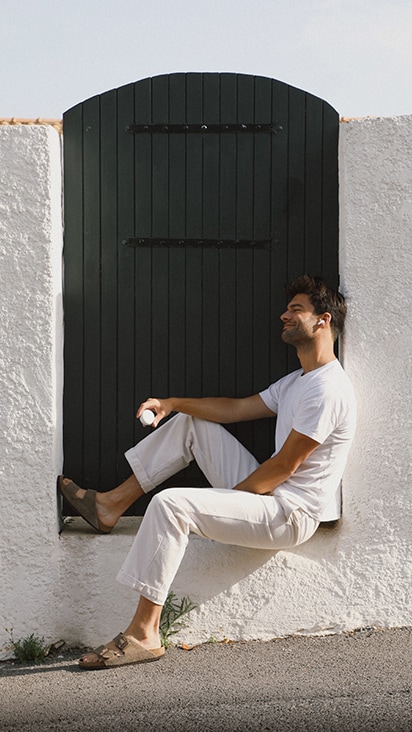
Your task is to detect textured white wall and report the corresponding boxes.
[338,115,412,630]
[0,126,63,658]
[1,118,411,658]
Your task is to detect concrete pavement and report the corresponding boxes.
[0,627,411,731]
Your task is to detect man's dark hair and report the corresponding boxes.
[286,274,347,340]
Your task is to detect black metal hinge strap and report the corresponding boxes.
[122,238,273,250]
[126,123,283,135]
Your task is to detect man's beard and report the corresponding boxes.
[281,323,313,347]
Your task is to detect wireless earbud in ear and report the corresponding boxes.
[317,319,325,326]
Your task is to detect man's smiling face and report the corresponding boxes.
[280,293,320,346]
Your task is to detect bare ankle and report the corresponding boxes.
[94,475,143,525]
[125,625,160,648]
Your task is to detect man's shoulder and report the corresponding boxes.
[261,368,302,391]
[304,360,351,386]
[278,368,304,385]
[259,368,303,410]
[302,361,356,406]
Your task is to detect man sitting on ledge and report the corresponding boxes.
[58,274,356,670]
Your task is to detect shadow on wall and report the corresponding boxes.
[172,521,342,607]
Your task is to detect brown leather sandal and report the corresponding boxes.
[57,476,112,534]
[78,632,165,669]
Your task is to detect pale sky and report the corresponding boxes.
[2,0,412,119]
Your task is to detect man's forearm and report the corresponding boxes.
[233,458,292,495]
[167,397,242,424]
[234,429,320,495]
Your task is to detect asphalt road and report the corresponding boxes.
[0,627,411,731]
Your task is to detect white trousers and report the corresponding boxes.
[116,414,319,605]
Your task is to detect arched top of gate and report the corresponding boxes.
[63,72,339,125]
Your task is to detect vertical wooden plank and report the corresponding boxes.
[252,75,272,386]
[168,74,186,237]
[150,75,170,397]
[236,75,255,241]
[202,74,220,239]
[151,75,169,237]
[270,79,290,382]
[201,74,220,397]
[321,102,339,288]
[185,74,203,397]
[235,75,254,399]
[133,77,153,445]
[217,250,237,399]
[270,78,289,266]
[201,246,220,397]
[232,75,256,453]
[99,89,119,488]
[185,74,203,239]
[219,74,237,239]
[287,86,306,280]
[168,247,186,397]
[128,79,156,513]
[116,84,137,478]
[218,74,237,398]
[168,74,187,397]
[304,94,323,276]
[62,103,84,485]
[82,95,101,489]
[184,249,203,397]
[286,85,306,374]
[134,78,152,238]
[253,76,272,242]
[252,76,275,461]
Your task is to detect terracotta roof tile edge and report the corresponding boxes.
[0,118,62,134]
[340,116,376,123]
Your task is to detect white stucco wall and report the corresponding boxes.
[0,118,410,658]
[338,115,412,629]
[0,126,64,658]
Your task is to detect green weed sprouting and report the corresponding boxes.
[5,628,48,665]
[159,592,196,648]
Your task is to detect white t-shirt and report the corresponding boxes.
[259,360,357,521]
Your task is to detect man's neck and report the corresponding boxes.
[296,344,337,374]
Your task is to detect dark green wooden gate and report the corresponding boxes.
[62,72,339,514]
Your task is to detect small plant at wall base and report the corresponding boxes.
[159,593,196,648]
[5,628,48,665]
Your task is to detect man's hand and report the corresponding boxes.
[234,429,320,494]
[136,398,174,428]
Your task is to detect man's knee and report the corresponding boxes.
[152,486,188,508]
[148,488,192,533]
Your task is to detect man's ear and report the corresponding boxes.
[317,313,331,326]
